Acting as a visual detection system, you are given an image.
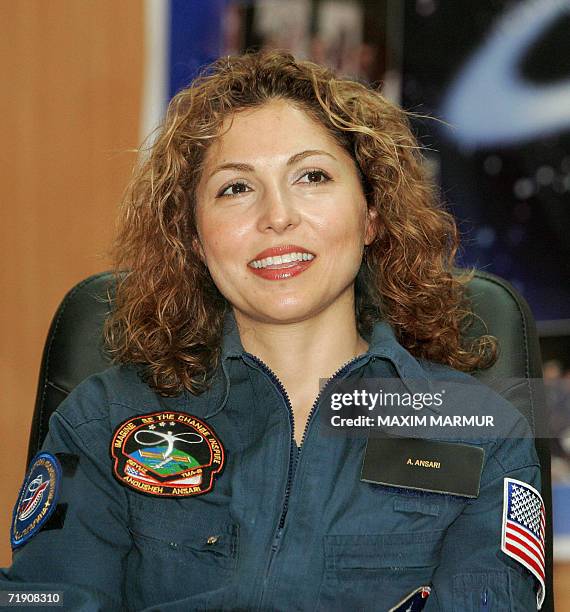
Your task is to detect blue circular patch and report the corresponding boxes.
[11,452,62,549]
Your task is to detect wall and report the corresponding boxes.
[0,1,143,566]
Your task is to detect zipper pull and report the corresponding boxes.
[271,526,283,553]
[480,588,488,611]
[265,526,284,578]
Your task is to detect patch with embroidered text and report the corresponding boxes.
[111,411,225,497]
[501,477,546,609]
[388,585,431,611]
[11,452,62,549]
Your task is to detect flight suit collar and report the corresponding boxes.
[203,309,432,418]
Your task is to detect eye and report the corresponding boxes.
[217,181,251,198]
[296,169,332,185]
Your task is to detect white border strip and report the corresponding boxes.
[140,0,169,145]
[554,536,570,560]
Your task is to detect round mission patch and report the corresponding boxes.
[11,452,62,549]
[110,411,225,497]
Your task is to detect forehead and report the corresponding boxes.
[202,99,344,166]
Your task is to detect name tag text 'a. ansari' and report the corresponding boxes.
[406,458,441,469]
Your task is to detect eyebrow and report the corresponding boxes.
[207,149,337,180]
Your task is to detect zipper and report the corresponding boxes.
[243,350,373,578]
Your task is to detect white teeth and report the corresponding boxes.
[250,252,315,269]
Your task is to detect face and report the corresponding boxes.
[194,99,377,326]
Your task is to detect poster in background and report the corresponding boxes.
[402,0,570,323]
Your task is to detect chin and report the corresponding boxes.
[249,300,318,324]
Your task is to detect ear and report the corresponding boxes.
[364,206,378,246]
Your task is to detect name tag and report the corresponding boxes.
[361,436,484,498]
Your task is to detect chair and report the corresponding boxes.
[26,269,554,611]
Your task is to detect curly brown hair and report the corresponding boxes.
[104,49,497,397]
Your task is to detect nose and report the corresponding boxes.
[256,184,301,233]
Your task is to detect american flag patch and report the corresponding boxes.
[501,477,546,609]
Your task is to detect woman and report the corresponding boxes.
[3,50,544,611]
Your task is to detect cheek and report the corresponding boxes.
[200,215,251,267]
[324,207,368,249]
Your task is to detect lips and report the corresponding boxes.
[247,244,316,281]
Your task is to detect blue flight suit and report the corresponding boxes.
[1,310,543,611]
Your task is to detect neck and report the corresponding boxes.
[232,294,369,392]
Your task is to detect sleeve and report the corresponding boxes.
[424,421,544,611]
[0,381,132,611]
